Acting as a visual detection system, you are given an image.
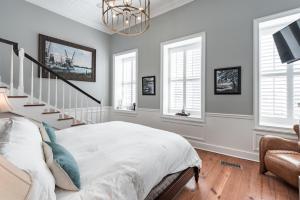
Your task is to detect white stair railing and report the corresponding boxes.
[2,42,103,126]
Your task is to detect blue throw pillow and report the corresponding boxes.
[42,122,56,143]
[44,141,81,190]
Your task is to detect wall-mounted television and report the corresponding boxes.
[273,19,300,64]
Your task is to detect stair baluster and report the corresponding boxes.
[96,104,99,123]
[47,72,50,111]
[85,97,89,123]
[62,82,65,118]
[18,48,24,96]
[39,68,42,103]
[68,87,72,117]
[99,100,103,123]
[80,94,83,122]
[74,90,78,124]
[55,76,58,111]
[91,106,94,124]
[30,62,34,104]
[10,46,14,96]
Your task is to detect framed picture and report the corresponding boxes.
[214,66,241,95]
[142,76,156,95]
[38,34,96,82]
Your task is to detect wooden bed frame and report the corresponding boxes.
[156,167,200,200]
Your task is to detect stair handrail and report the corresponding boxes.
[0,37,101,105]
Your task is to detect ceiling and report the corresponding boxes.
[25,0,194,34]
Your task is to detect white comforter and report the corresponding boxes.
[55,121,201,200]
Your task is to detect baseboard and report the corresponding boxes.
[185,137,259,162]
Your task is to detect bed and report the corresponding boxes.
[0,118,201,200]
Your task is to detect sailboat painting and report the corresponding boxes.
[39,34,96,82]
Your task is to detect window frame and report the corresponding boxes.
[160,32,206,124]
[253,7,300,133]
[112,49,138,114]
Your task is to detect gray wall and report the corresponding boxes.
[0,0,111,107]
[111,0,300,115]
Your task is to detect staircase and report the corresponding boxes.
[0,38,102,129]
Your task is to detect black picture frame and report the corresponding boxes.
[38,34,96,82]
[214,66,241,95]
[142,76,156,95]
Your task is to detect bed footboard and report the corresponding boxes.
[155,167,200,200]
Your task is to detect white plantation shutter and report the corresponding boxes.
[186,48,202,113]
[114,52,136,110]
[259,28,300,128]
[169,51,184,111]
[168,44,202,115]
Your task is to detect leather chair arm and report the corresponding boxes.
[259,135,299,174]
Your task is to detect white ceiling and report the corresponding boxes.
[25,0,194,34]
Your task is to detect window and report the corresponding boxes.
[161,33,205,121]
[113,49,137,112]
[254,9,300,129]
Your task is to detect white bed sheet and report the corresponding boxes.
[55,121,201,200]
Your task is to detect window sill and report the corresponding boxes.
[113,109,138,117]
[254,125,295,135]
[160,114,205,126]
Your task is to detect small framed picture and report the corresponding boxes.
[142,76,156,95]
[214,66,241,95]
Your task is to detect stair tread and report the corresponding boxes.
[58,115,74,121]
[24,103,46,107]
[0,86,8,89]
[71,122,85,127]
[42,110,60,114]
[7,96,28,98]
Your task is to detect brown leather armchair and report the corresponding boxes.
[259,125,300,188]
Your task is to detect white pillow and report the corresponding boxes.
[0,117,56,200]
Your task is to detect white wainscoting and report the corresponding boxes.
[107,107,298,162]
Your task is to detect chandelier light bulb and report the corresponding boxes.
[123,0,132,6]
[137,16,141,20]
[108,0,115,7]
[139,7,144,11]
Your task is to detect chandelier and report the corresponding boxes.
[102,0,150,36]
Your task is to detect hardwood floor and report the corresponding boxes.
[175,149,299,200]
